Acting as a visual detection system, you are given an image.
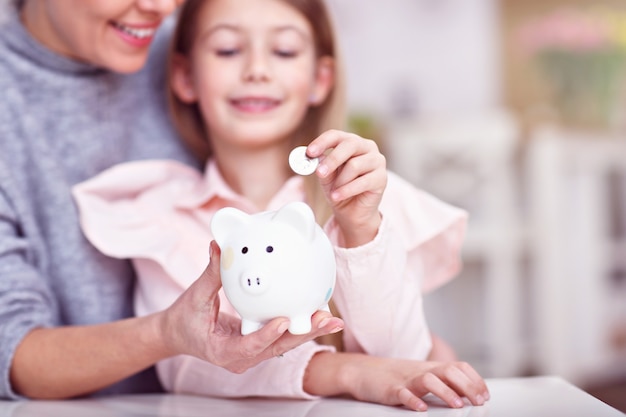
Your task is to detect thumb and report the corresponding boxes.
[200,240,223,296]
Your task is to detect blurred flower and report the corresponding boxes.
[518,7,626,55]
[516,7,626,129]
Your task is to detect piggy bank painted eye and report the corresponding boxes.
[266,246,274,253]
[242,247,248,254]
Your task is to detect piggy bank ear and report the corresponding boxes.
[211,207,251,246]
[272,202,316,242]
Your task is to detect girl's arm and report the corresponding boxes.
[328,216,434,358]
[308,131,466,360]
[303,351,489,412]
[428,332,458,361]
[306,130,386,249]
[328,204,465,359]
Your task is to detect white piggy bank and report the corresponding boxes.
[210,201,336,335]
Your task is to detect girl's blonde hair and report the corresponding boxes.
[167,0,346,225]
[167,0,347,349]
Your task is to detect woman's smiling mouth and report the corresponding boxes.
[110,21,159,47]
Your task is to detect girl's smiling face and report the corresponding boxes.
[171,0,334,151]
[21,0,183,73]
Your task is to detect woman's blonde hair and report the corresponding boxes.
[167,0,346,225]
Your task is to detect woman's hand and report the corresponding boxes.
[158,241,344,373]
[306,130,387,248]
[304,352,489,412]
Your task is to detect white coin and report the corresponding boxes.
[289,146,319,176]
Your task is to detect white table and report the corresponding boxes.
[0,376,623,417]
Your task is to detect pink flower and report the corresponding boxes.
[517,7,613,56]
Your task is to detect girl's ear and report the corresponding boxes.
[309,56,335,106]
[170,53,198,103]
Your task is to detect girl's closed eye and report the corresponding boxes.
[273,28,308,59]
[216,47,240,57]
[206,26,243,58]
[274,49,298,58]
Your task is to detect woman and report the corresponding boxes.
[0,0,342,400]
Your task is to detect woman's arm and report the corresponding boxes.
[10,315,166,399]
[10,242,344,399]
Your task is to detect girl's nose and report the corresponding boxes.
[243,51,272,83]
[136,0,181,17]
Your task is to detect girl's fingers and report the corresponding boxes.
[309,132,377,178]
[329,172,381,203]
[410,372,466,409]
[323,151,383,190]
[397,387,428,412]
[306,129,357,157]
[435,364,486,406]
[458,361,490,400]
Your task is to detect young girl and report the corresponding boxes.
[73,0,488,411]
[1,0,341,401]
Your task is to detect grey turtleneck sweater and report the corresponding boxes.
[0,4,198,399]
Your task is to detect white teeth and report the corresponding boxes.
[238,99,275,106]
[113,22,155,39]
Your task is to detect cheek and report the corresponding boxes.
[191,53,237,96]
[293,77,316,101]
[193,64,232,126]
[281,65,317,95]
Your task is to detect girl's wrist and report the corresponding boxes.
[303,351,363,397]
[336,212,382,248]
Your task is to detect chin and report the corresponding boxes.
[105,55,150,74]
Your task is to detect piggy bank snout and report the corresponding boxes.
[239,267,271,295]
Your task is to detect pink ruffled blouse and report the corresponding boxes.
[72,159,467,399]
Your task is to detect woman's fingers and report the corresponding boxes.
[262,311,344,357]
[210,311,344,373]
[198,241,223,300]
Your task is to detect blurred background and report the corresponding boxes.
[326,0,626,411]
[1,0,624,411]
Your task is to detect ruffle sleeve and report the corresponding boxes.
[323,171,467,359]
[72,159,211,293]
[381,171,467,293]
[326,171,467,294]
[158,342,334,400]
